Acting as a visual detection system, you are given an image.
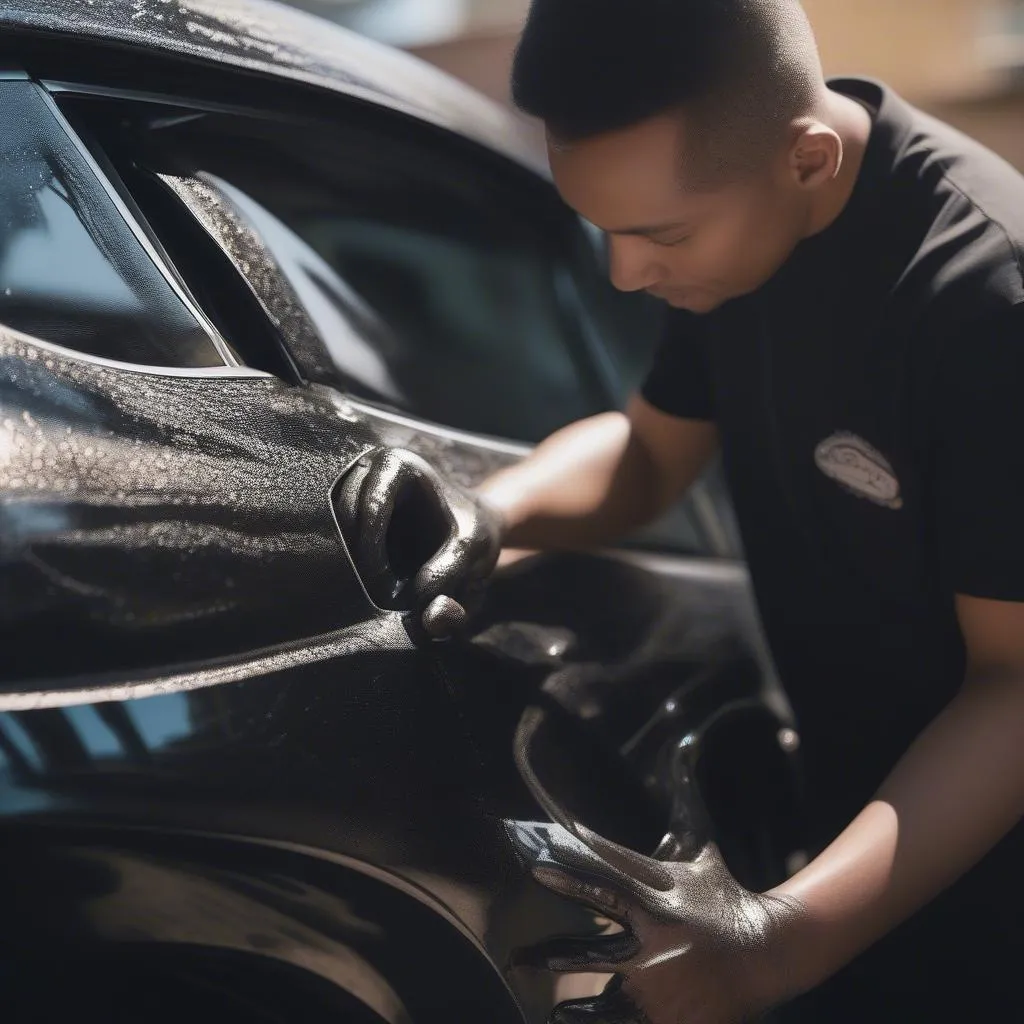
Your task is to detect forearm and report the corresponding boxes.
[767,673,1024,1001]
[478,412,670,551]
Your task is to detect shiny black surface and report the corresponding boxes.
[0,0,545,173]
[0,324,381,684]
[154,171,349,388]
[335,446,501,624]
[1,546,796,1022]
[0,18,800,1023]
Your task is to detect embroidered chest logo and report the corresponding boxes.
[814,433,903,510]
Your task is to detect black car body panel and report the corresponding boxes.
[0,325,382,684]
[0,0,546,173]
[0,5,800,1021]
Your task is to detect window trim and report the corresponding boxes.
[33,80,237,367]
[148,169,330,387]
[0,325,273,380]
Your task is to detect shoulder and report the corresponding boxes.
[935,302,1024,405]
[896,108,1024,328]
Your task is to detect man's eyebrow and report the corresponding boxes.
[605,220,691,237]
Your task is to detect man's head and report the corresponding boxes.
[513,0,846,312]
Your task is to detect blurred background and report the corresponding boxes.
[283,0,1024,170]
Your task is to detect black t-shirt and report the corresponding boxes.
[643,78,1024,835]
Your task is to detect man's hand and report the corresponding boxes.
[335,448,504,637]
[510,821,804,1024]
[765,593,1024,995]
[508,590,1024,1022]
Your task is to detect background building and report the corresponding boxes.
[285,0,1024,171]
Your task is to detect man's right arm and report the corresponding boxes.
[478,394,718,552]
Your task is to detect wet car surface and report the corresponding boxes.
[0,3,802,1020]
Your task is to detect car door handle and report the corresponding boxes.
[334,447,501,638]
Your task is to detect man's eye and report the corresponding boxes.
[651,235,691,248]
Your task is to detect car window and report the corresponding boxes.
[71,96,725,557]
[124,110,659,442]
[0,81,225,368]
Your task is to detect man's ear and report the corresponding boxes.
[788,122,843,190]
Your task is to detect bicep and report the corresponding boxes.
[956,594,1024,677]
[935,304,1024,603]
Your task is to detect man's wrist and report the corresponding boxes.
[474,485,517,546]
[741,890,819,1014]
[756,886,834,1008]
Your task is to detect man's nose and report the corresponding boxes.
[606,235,664,293]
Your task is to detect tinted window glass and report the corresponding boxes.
[132,113,640,441]
[0,82,223,367]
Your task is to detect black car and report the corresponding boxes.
[0,2,803,1020]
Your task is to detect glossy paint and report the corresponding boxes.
[1,543,796,1021]
[0,325,380,686]
[0,0,545,173]
[0,9,799,1022]
[155,172,344,387]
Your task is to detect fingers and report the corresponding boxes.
[507,822,635,924]
[509,821,635,895]
[516,931,640,973]
[531,863,634,926]
[337,449,499,622]
[514,708,674,894]
[411,486,497,610]
[335,455,403,607]
[420,594,468,639]
[351,450,408,596]
[550,981,649,1024]
[410,541,456,608]
[573,823,674,893]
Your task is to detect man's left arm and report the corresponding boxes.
[767,304,1024,1001]
[767,595,1024,1002]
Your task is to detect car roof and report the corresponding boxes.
[1,0,547,175]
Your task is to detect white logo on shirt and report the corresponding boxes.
[814,433,903,510]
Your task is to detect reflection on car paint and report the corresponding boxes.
[64,705,122,757]
[0,717,45,772]
[0,324,381,685]
[124,694,192,752]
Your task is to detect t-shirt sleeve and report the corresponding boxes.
[640,309,716,421]
[935,302,1024,600]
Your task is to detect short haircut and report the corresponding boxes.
[512,0,823,185]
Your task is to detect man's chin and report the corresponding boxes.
[663,291,721,314]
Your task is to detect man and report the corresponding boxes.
[471,1,1024,1022]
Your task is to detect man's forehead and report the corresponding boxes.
[546,113,686,159]
[547,132,711,233]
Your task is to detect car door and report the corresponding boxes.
[64,80,806,894]
[0,75,551,1024]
